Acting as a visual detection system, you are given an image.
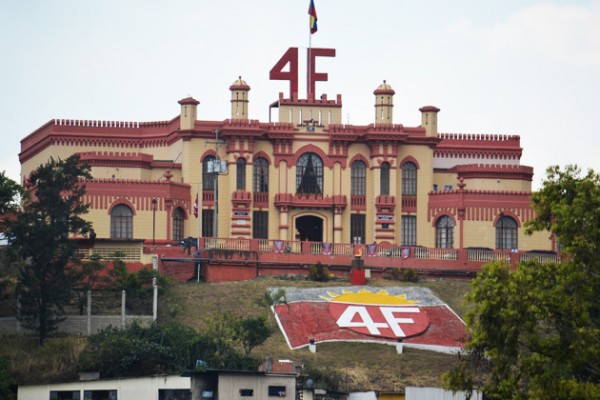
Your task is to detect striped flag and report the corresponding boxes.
[308,0,318,34]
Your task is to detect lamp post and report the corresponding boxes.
[152,198,157,245]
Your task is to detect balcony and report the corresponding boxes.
[154,238,561,283]
[402,195,417,212]
[253,192,269,208]
[274,193,347,210]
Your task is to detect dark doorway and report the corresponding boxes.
[296,215,323,242]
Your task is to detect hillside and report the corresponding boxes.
[159,276,472,392]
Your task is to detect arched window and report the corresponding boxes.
[402,162,417,195]
[435,216,454,248]
[351,160,366,196]
[173,207,185,241]
[253,157,269,193]
[496,215,518,250]
[380,162,390,196]
[202,155,216,191]
[236,158,246,190]
[110,204,133,239]
[296,153,323,195]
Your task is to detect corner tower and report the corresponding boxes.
[374,80,395,125]
[178,97,199,130]
[419,105,440,137]
[230,76,251,120]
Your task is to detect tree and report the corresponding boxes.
[444,165,600,399]
[80,318,265,378]
[0,356,15,400]
[0,171,23,216]
[234,315,272,356]
[5,155,92,345]
[80,322,191,377]
[106,252,168,314]
[0,172,24,299]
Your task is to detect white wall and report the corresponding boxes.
[406,387,483,400]
[18,375,190,400]
[348,391,377,400]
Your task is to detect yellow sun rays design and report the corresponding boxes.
[319,289,419,305]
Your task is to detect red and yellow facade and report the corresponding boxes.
[19,59,553,255]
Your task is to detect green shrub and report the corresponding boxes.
[402,268,418,282]
[389,268,401,280]
[308,262,330,282]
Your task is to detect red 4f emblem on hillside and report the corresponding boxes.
[329,304,430,339]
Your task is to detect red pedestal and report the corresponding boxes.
[350,269,366,285]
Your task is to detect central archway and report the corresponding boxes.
[296,215,323,242]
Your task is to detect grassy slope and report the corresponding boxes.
[159,276,472,392]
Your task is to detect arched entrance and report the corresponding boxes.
[296,215,323,242]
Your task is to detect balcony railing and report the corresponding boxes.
[189,238,561,267]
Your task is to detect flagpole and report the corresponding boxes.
[196,184,200,239]
[308,15,312,99]
[196,184,201,283]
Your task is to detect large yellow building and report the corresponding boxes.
[19,48,553,254]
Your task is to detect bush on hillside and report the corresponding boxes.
[308,262,330,282]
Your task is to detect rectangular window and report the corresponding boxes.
[401,215,417,246]
[51,391,81,400]
[444,184,453,191]
[268,386,286,397]
[253,211,269,239]
[202,210,214,238]
[402,163,417,195]
[380,163,390,195]
[350,164,366,195]
[159,389,192,400]
[202,158,216,191]
[253,159,269,193]
[432,184,438,191]
[83,390,117,400]
[351,214,366,244]
[236,159,246,190]
[239,389,254,397]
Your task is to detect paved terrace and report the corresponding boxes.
[154,238,561,283]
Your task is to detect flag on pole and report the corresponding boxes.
[193,193,199,218]
[308,0,318,34]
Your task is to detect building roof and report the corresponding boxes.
[229,76,251,91]
[373,80,395,95]
[178,97,200,106]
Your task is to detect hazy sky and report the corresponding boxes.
[1,0,599,189]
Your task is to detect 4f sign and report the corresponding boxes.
[329,304,431,339]
[270,47,336,98]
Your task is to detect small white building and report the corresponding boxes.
[405,387,483,400]
[18,374,191,400]
[186,369,298,400]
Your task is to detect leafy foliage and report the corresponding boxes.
[234,316,272,356]
[80,314,268,378]
[308,261,330,282]
[0,356,15,400]
[80,322,193,376]
[444,165,600,399]
[71,254,107,315]
[4,155,92,345]
[256,288,288,308]
[0,171,24,216]
[107,252,169,313]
